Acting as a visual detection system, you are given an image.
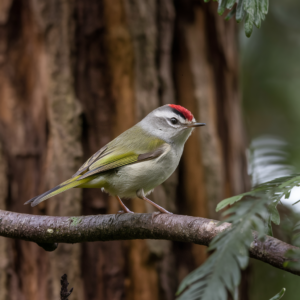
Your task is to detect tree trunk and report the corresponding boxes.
[0,0,248,299]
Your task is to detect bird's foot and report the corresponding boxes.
[151,210,172,221]
[139,194,173,215]
[115,209,134,220]
[115,196,133,214]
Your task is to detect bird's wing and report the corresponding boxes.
[72,145,108,177]
[73,125,169,180]
[77,143,169,180]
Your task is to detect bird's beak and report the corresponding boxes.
[186,122,206,128]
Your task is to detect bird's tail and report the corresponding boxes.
[24,175,93,207]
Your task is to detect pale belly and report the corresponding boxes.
[78,146,181,198]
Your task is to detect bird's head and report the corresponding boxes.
[140,104,205,144]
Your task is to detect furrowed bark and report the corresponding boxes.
[173,1,249,273]
[0,210,299,277]
[39,0,84,298]
[124,1,177,299]
[0,1,51,298]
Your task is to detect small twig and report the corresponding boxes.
[60,274,73,300]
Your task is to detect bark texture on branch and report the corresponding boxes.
[0,209,298,277]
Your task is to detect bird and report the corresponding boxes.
[25,104,205,214]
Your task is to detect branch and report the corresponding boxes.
[0,209,299,276]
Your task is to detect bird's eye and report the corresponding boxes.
[170,117,178,125]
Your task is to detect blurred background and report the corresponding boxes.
[0,0,299,299]
[241,0,300,299]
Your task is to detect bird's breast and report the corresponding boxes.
[104,146,181,198]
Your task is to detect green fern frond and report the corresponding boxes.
[269,288,286,300]
[204,0,269,37]
[217,174,300,213]
[217,174,300,236]
[176,198,269,300]
[176,174,300,299]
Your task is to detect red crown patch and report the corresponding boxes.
[168,104,193,121]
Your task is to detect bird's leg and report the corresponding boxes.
[142,197,172,214]
[116,196,134,214]
[137,189,172,214]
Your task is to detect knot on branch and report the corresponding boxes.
[37,242,58,252]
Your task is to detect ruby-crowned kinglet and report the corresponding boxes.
[25,104,205,214]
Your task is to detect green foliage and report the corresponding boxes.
[177,174,300,299]
[204,0,269,37]
[217,174,300,214]
[242,1,300,174]
[176,198,269,300]
[269,288,286,300]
